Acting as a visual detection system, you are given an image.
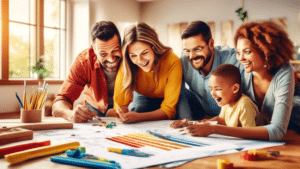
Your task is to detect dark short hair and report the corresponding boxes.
[211,64,241,86]
[91,21,121,45]
[181,21,212,44]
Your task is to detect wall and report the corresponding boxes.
[141,0,300,54]
[89,0,140,41]
[1,0,299,113]
[0,84,62,113]
[0,0,140,114]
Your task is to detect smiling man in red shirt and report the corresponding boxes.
[52,21,122,123]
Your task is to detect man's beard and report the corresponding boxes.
[101,56,121,72]
[190,50,212,71]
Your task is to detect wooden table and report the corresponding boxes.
[1,128,299,169]
[149,130,300,169]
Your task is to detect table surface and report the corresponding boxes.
[1,119,300,169]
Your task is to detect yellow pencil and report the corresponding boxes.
[38,83,48,109]
[23,91,27,110]
[36,90,45,110]
[34,89,43,110]
[23,82,27,110]
[5,141,80,164]
[29,87,34,104]
[38,90,48,110]
[28,92,38,110]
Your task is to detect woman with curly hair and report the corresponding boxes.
[110,22,182,123]
[180,21,299,141]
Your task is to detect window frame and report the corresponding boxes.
[0,0,65,85]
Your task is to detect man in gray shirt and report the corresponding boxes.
[177,21,245,120]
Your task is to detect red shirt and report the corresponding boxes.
[53,46,108,113]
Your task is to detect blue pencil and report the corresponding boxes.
[16,92,24,108]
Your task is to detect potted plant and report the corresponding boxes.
[32,57,51,81]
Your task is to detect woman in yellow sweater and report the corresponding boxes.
[112,22,182,123]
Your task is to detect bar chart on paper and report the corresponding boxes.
[106,133,191,151]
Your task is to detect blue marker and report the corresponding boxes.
[50,156,121,169]
[16,92,23,108]
[107,147,153,157]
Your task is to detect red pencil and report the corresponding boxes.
[0,140,50,157]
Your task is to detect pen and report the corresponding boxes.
[5,141,80,164]
[0,140,50,157]
[16,92,24,108]
[50,156,121,169]
[107,147,153,157]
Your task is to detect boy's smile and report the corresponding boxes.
[209,75,238,107]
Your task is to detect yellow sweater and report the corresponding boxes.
[114,51,182,119]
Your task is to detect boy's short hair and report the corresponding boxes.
[211,64,241,86]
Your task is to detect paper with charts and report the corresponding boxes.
[33,118,284,169]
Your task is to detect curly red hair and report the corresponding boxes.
[234,21,295,72]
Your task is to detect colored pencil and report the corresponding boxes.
[107,147,153,157]
[15,92,24,108]
[0,140,50,157]
[23,80,27,110]
[5,141,80,164]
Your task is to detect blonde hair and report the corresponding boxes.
[122,22,171,97]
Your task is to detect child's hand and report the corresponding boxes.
[186,122,214,137]
[170,118,189,128]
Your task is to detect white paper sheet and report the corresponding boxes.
[31,117,284,169]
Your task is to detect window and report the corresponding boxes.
[1,0,66,83]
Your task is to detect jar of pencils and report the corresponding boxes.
[20,108,42,123]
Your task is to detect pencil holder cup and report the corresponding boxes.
[20,108,42,123]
